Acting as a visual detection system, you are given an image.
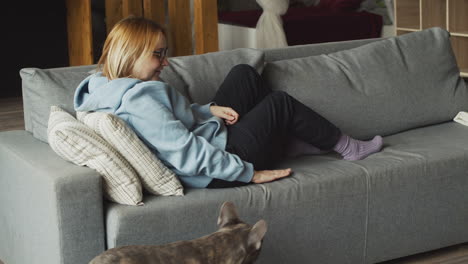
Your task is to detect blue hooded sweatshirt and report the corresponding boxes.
[74,72,254,188]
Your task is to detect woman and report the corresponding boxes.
[74,16,383,189]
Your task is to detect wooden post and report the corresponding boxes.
[122,0,143,18]
[143,0,165,26]
[194,0,219,54]
[66,0,217,64]
[66,0,93,66]
[168,0,193,56]
[106,0,144,34]
[105,0,123,34]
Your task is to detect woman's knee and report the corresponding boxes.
[270,91,289,100]
[229,64,258,78]
[268,91,295,109]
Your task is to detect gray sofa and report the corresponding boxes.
[1,27,468,264]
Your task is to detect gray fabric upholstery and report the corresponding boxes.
[166,48,265,104]
[0,131,106,264]
[20,65,95,143]
[105,159,369,263]
[363,122,468,263]
[262,27,468,140]
[20,60,195,144]
[263,37,382,63]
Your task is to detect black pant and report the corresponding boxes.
[207,64,341,188]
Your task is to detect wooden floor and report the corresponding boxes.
[380,243,468,264]
[1,97,468,263]
[0,97,24,132]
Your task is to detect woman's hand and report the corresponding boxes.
[210,105,239,125]
[251,168,292,184]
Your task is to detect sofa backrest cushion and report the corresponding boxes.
[20,59,194,143]
[20,65,95,143]
[262,27,468,139]
[163,48,265,105]
[263,37,381,63]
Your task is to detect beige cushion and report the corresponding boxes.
[77,111,184,196]
[47,106,143,206]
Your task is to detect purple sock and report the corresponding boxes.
[286,137,329,157]
[333,134,383,161]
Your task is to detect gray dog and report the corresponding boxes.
[89,201,267,264]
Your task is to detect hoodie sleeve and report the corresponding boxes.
[190,103,214,120]
[121,85,254,183]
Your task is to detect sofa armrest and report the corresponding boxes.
[0,131,105,264]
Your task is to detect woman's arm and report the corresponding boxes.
[252,169,292,183]
[122,86,254,183]
[209,105,239,125]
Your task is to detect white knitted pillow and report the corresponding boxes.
[77,111,184,196]
[47,106,143,206]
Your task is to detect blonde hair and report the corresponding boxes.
[98,16,166,80]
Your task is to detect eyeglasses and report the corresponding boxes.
[153,48,168,60]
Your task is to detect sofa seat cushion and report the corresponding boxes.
[282,121,468,263]
[357,122,468,263]
[104,158,370,263]
[288,121,468,263]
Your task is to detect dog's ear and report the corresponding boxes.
[248,220,267,250]
[217,201,241,228]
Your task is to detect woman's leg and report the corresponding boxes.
[208,91,295,189]
[212,64,272,116]
[225,91,382,165]
[208,66,382,188]
[212,64,333,155]
[208,64,272,189]
[209,65,340,188]
[226,91,342,170]
[207,178,249,188]
[208,64,270,189]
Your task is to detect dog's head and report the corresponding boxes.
[216,201,268,264]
